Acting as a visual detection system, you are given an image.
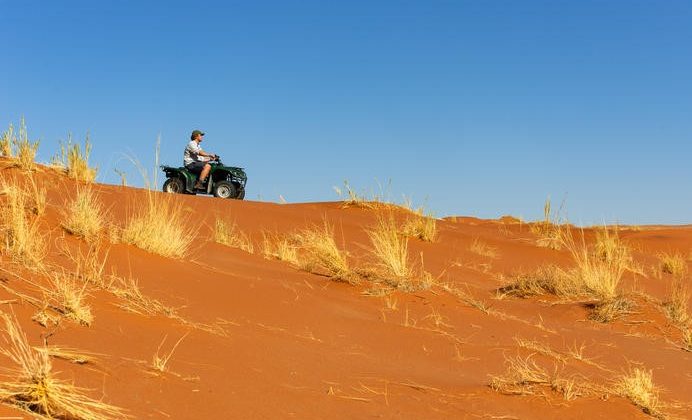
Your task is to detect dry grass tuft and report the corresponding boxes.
[293,220,354,283]
[46,272,93,326]
[562,228,628,302]
[5,118,40,171]
[214,219,254,253]
[35,346,100,365]
[261,232,298,264]
[367,214,411,280]
[152,333,188,373]
[501,228,631,322]
[530,198,563,249]
[107,275,174,317]
[0,177,46,268]
[616,368,663,418]
[588,296,634,323]
[365,213,434,291]
[53,134,98,182]
[401,210,437,242]
[0,123,13,157]
[62,187,106,240]
[469,238,498,258]
[658,252,687,277]
[489,355,551,395]
[499,265,575,298]
[121,194,195,258]
[0,312,125,419]
[663,277,689,326]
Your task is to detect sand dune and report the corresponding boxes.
[0,160,689,419]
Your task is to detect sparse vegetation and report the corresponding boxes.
[616,368,663,418]
[489,355,551,395]
[0,123,13,157]
[121,194,195,258]
[530,198,562,249]
[53,134,98,182]
[62,187,106,240]
[0,177,46,268]
[501,227,631,321]
[401,210,437,242]
[261,232,298,264]
[0,312,124,419]
[664,277,689,326]
[293,220,354,283]
[47,271,93,326]
[365,213,432,292]
[2,118,40,171]
[152,333,188,374]
[214,219,254,253]
[659,252,687,277]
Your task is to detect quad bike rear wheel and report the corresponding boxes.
[163,177,184,194]
[213,180,237,199]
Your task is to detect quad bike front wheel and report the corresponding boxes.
[163,177,184,194]
[213,180,237,199]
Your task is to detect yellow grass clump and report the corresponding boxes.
[664,277,689,326]
[2,119,39,171]
[501,228,632,321]
[0,178,46,268]
[366,213,433,292]
[46,272,93,326]
[0,123,13,157]
[530,198,562,249]
[401,210,437,242]
[0,312,125,419]
[261,232,298,264]
[62,187,106,240]
[293,220,354,283]
[53,134,98,182]
[658,252,687,277]
[616,368,663,418]
[562,228,629,302]
[214,219,254,253]
[121,194,195,258]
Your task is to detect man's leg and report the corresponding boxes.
[194,163,212,189]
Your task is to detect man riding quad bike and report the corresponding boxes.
[160,130,247,199]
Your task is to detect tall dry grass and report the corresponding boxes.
[615,368,663,418]
[261,232,298,264]
[401,210,437,242]
[121,194,195,258]
[293,220,353,283]
[530,198,563,249]
[0,123,13,157]
[62,187,106,240]
[0,312,124,419]
[46,271,93,326]
[1,118,40,171]
[53,135,97,182]
[366,213,432,291]
[214,219,254,253]
[0,177,46,268]
[664,277,689,326]
[501,227,632,321]
[659,252,687,277]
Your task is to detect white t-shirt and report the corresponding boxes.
[183,140,207,165]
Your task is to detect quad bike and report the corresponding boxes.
[161,156,247,199]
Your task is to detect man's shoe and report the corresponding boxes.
[194,181,204,190]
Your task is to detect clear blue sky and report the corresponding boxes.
[2,0,691,224]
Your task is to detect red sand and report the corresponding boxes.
[0,163,690,419]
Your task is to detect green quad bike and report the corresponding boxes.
[161,156,247,199]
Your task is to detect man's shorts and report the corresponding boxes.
[185,161,208,174]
